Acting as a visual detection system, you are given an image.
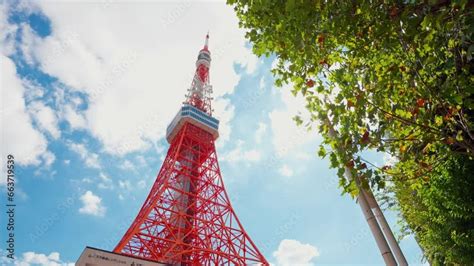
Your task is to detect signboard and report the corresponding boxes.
[76,246,166,266]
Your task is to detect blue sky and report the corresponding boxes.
[1,1,425,265]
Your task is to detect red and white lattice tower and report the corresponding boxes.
[114,34,268,265]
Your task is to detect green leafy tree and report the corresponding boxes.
[229,0,474,264]
[394,155,474,264]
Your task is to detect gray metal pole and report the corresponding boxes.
[362,189,408,265]
[326,115,397,265]
[348,169,397,266]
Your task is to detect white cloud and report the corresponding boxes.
[119,159,135,171]
[19,23,41,65]
[238,49,258,74]
[28,101,61,139]
[243,150,261,161]
[79,190,106,217]
[383,152,398,167]
[221,140,261,163]
[97,172,113,189]
[259,76,266,89]
[273,239,320,266]
[135,155,147,167]
[14,251,74,266]
[81,178,92,183]
[22,2,255,155]
[137,179,146,189]
[42,151,56,168]
[269,83,318,157]
[67,142,100,169]
[278,164,293,177]
[213,97,235,148]
[0,3,18,56]
[118,179,132,191]
[255,122,267,144]
[0,55,48,166]
[23,79,45,102]
[63,104,86,129]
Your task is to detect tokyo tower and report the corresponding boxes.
[113,34,268,265]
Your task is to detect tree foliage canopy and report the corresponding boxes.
[394,155,474,264]
[229,0,474,264]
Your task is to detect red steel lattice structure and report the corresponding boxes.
[114,34,268,265]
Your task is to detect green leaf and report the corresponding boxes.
[318,145,327,158]
[293,115,303,126]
